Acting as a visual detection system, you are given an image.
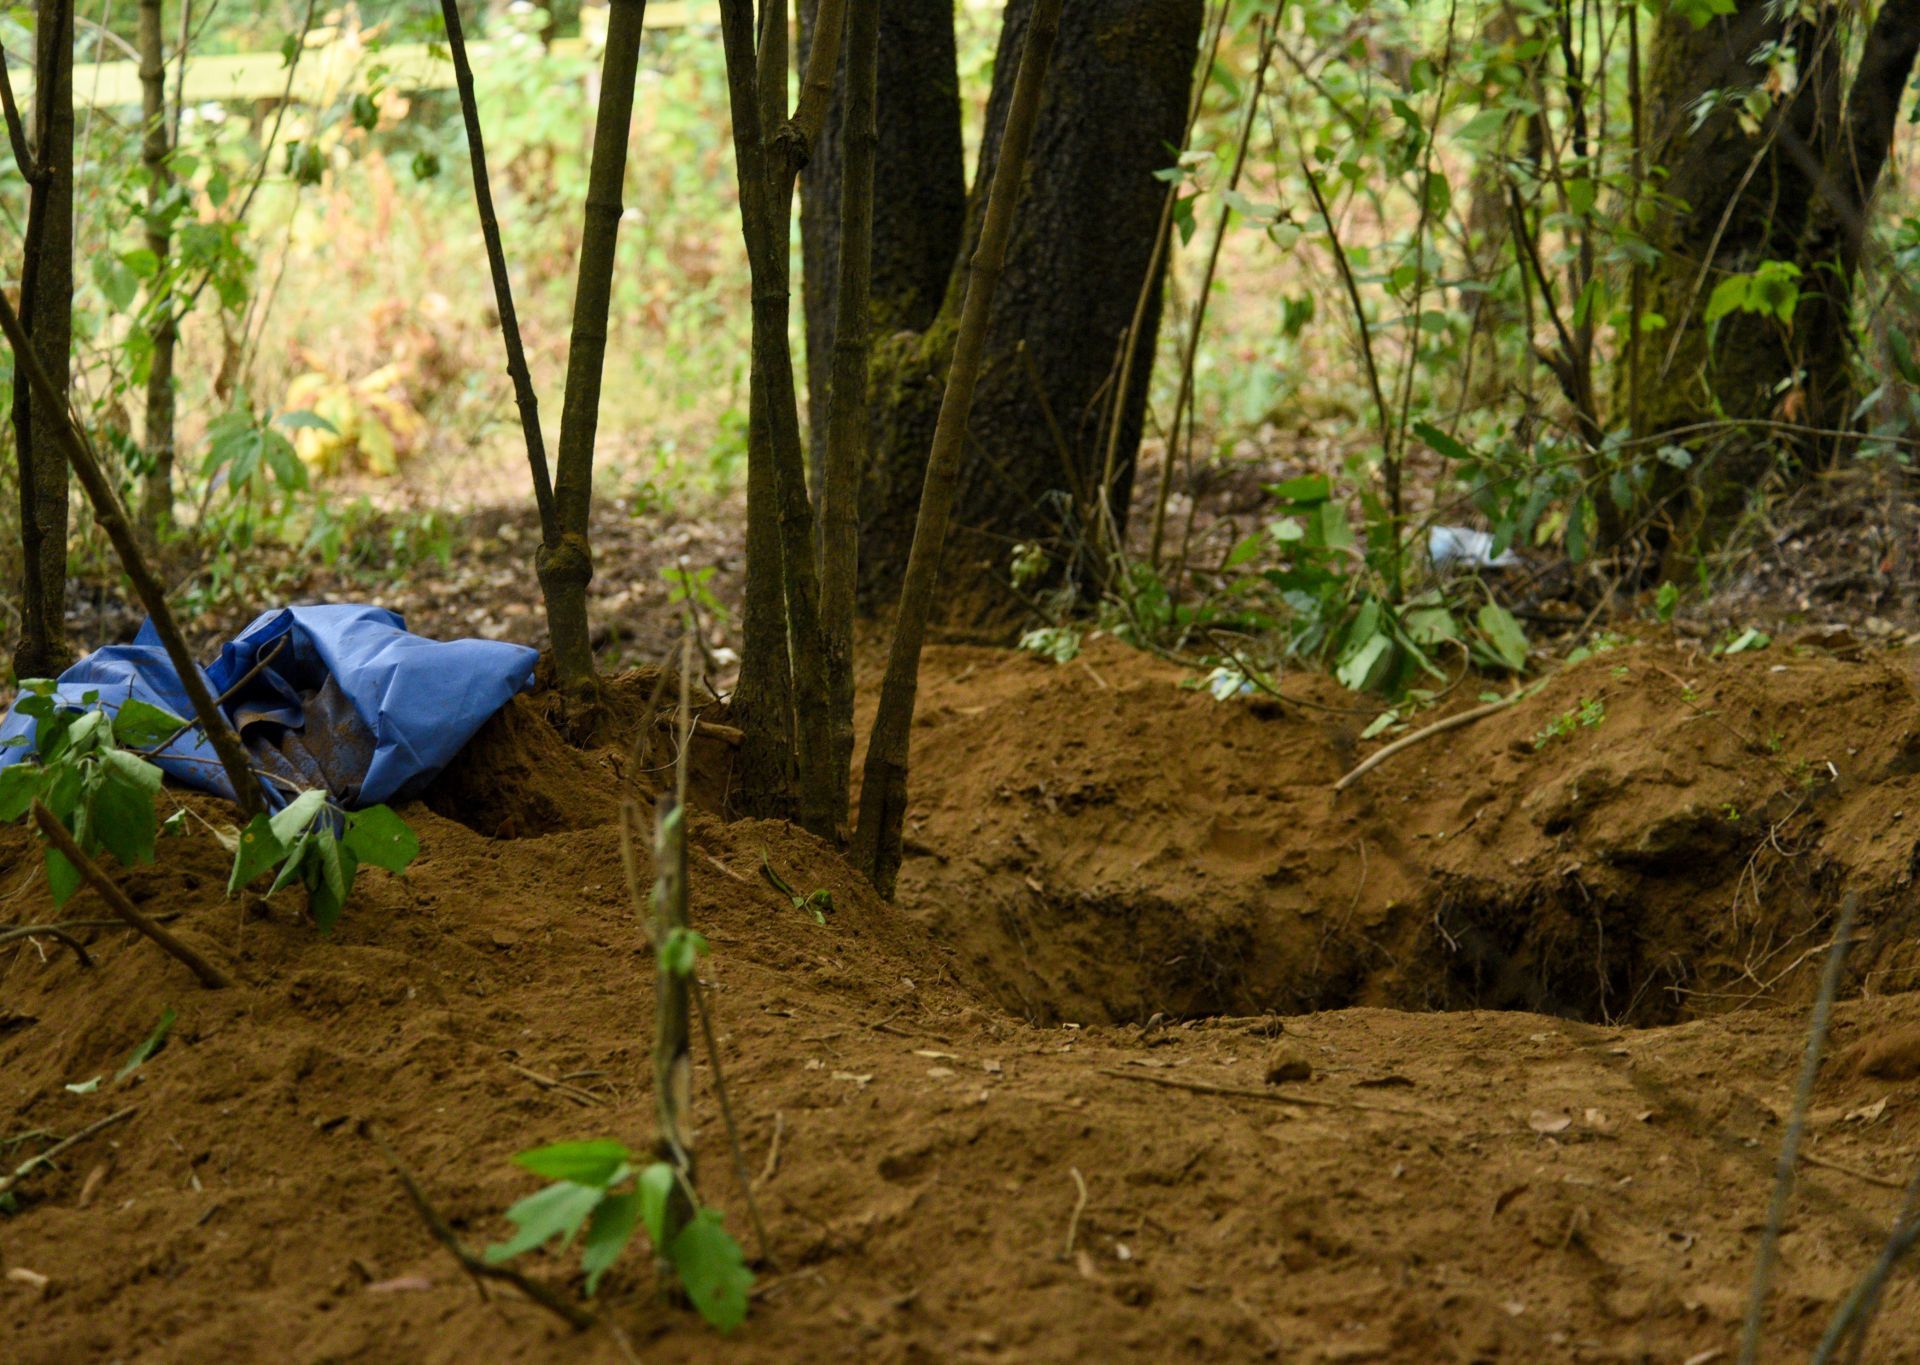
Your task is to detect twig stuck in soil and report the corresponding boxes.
[758,1111,784,1186]
[1096,1067,1444,1120]
[0,1106,138,1197]
[1811,1158,1920,1363]
[503,1062,602,1107]
[1800,1149,1907,1191]
[363,1124,594,1332]
[690,980,774,1266]
[1334,694,1520,792]
[28,803,231,989]
[0,923,94,967]
[1739,893,1859,1365]
[1062,1167,1089,1260]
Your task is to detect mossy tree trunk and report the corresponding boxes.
[1637,0,1920,551]
[801,0,1202,623]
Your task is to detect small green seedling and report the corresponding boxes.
[66,1005,177,1094]
[760,855,831,925]
[228,790,419,933]
[1533,697,1606,750]
[485,1138,754,1331]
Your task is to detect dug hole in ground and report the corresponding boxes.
[4,633,1920,1361]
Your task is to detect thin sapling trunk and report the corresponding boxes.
[852,0,1064,896]
[439,0,558,548]
[137,0,178,538]
[541,0,649,691]
[0,288,264,819]
[819,0,878,832]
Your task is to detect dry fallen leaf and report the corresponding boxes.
[913,1049,958,1060]
[927,1066,956,1079]
[6,1267,50,1294]
[1845,1096,1889,1123]
[831,1071,874,1088]
[366,1276,435,1294]
[1528,1110,1573,1134]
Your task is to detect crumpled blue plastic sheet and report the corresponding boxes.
[0,605,538,811]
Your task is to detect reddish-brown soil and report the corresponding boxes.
[4,637,1919,1362]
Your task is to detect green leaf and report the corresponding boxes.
[1723,626,1771,655]
[637,1162,677,1248]
[114,1005,177,1081]
[268,789,329,845]
[274,409,339,434]
[1476,604,1531,672]
[0,765,43,822]
[1336,632,1394,692]
[1704,274,1750,325]
[90,759,160,868]
[581,1191,643,1296]
[1268,473,1331,504]
[306,834,357,934]
[661,928,709,978]
[513,1140,634,1188]
[44,846,80,906]
[112,698,186,750]
[268,831,313,896]
[66,1075,103,1094]
[484,1181,605,1264]
[1411,421,1473,463]
[229,813,289,893]
[668,1209,754,1333]
[343,805,419,875]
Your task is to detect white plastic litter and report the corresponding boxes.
[1428,525,1519,570]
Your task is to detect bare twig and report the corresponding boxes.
[1812,1157,1920,1363]
[363,1124,594,1332]
[0,1106,138,1197]
[1061,1167,1089,1259]
[504,1062,602,1107]
[0,922,94,967]
[0,42,36,179]
[1335,694,1522,792]
[29,802,232,989]
[1097,1067,1442,1120]
[1739,893,1861,1365]
[144,636,286,758]
[0,289,262,818]
[438,0,557,547]
[690,980,774,1265]
[758,1111,784,1185]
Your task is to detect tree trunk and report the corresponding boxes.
[1638,0,1920,549]
[138,0,178,540]
[797,0,966,480]
[802,0,1201,623]
[538,0,649,690]
[11,0,74,680]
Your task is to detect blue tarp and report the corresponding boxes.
[0,605,538,810]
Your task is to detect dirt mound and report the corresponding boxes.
[4,651,1920,1361]
[893,635,1920,1025]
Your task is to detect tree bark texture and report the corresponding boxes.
[12,0,74,680]
[138,0,178,539]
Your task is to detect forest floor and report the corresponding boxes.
[5,629,1920,1361]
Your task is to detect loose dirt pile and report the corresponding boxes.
[1,642,1918,1362]
[896,634,1920,1026]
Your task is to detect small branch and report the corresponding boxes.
[690,980,774,1266]
[1096,1067,1443,1120]
[0,1106,138,1197]
[1335,695,1521,792]
[363,1124,595,1332]
[29,802,232,989]
[0,922,95,967]
[1061,1167,1088,1259]
[1739,893,1861,1365]
[784,0,846,159]
[438,0,557,547]
[0,290,263,817]
[0,43,36,180]
[144,636,286,758]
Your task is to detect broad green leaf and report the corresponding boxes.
[307,835,357,934]
[0,765,42,822]
[343,805,419,875]
[268,831,313,896]
[229,813,289,893]
[581,1191,643,1296]
[668,1210,754,1333]
[268,788,328,845]
[1411,421,1473,463]
[112,699,186,750]
[45,847,80,906]
[638,1161,677,1248]
[90,764,160,868]
[1476,604,1531,672]
[1336,632,1394,692]
[1704,274,1750,325]
[100,747,164,795]
[1268,473,1330,504]
[513,1140,634,1188]
[484,1180,605,1264]
[115,1005,177,1081]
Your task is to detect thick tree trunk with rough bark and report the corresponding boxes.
[801,0,1201,622]
[11,0,74,680]
[1638,0,1920,547]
